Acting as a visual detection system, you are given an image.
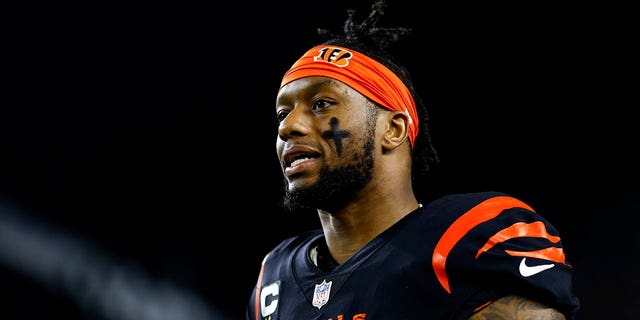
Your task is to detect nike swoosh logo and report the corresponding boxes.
[519,257,555,277]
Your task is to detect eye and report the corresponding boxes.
[312,99,331,111]
[276,109,289,122]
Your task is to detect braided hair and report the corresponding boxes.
[317,0,440,186]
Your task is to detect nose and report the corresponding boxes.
[277,105,312,142]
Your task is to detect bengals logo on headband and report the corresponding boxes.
[313,47,353,68]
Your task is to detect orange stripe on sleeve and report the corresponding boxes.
[254,254,269,320]
[505,247,566,263]
[475,221,561,258]
[473,300,493,312]
[432,196,534,294]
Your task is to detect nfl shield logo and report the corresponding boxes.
[312,279,332,309]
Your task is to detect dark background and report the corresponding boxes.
[1,1,636,319]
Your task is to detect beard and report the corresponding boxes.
[282,128,376,213]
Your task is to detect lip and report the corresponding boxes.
[284,157,318,177]
[281,145,321,177]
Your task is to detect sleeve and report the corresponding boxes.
[434,194,580,319]
[245,287,257,320]
[245,253,269,320]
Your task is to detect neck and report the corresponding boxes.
[317,193,421,264]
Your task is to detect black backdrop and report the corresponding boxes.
[1,1,636,319]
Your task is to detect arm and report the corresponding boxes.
[469,295,566,320]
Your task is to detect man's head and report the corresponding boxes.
[275,0,439,212]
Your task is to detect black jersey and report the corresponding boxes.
[245,192,580,320]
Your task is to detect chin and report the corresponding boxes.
[285,176,317,192]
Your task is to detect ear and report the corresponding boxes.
[380,111,409,151]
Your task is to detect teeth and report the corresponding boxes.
[290,157,311,167]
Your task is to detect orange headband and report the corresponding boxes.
[280,45,419,148]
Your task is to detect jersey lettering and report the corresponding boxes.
[260,281,280,319]
[327,313,366,320]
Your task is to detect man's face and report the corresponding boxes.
[275,77,378,212]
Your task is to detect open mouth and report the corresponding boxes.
[286,152,319,168]
[283,147,321,168]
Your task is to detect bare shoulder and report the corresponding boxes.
[469,295,566,320]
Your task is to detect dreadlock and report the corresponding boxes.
[317,0,440,185]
